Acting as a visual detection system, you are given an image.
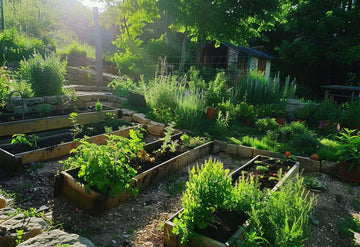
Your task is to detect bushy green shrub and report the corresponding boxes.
[205,72,229,106]
[314,100,342,123]
[317,138,340,161]
[278,121,313,142]
[289,134,321,156]
[0,66,11,111]
[255,118,280,133]
[341,101,360,128]
[175,93,204,130]
[0,28,46,66]
[234,69,296,105]
[249,177,313,247]
[108,77,138,98]
[18,53,67,97]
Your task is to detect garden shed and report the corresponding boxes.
[202,41,275,79]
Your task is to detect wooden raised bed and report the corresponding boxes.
[54,141,213,215]
[0,107,121,138]
[229,155,300,192]
[164,209,249,247]
[0,125,139,171]
[163,155,299,247]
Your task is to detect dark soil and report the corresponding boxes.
[195,209,249,243]
[0,106,111,123]
[0,154,359,247]
[232,156,295,189]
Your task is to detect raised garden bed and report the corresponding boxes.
[0,125,140,171]
[164,208,249,247]
[163,155,299,246]
[54,141,212,215]
[229,155,300,191]
[0,106,121,138]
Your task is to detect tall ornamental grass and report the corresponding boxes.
[232,69,296,105]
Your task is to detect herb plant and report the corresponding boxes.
[61,129,146,196]
[69,112,82,141]
[95,99,103,112]
[11,134,39,149]
[336,128,360,171]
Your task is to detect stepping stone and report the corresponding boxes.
[0,213,49,247]
[18,229,95,247]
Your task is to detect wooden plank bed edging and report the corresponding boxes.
[164,208,250,247]
[0,125,140,170]
[54,141,213,215]
[0,107,121,137]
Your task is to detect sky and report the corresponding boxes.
[78,0,106,11]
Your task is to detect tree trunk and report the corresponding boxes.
[179,29,187,75]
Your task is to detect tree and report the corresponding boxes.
[157,0,285,65]
[277,0,360,95]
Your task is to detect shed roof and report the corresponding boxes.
[222,41,276,60]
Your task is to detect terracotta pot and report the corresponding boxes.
[275,117,286,126]
[337,161,360,183]
[206,107,216,119]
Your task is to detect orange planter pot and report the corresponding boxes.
[206,107,216,119]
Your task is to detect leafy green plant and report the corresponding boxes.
[16,229,24,245]
[172,158,234,244]
[69,112,82,141]
[0,66,11,112]
[317,138,340,161]
[205,72,229,106]
[11,134,38,149]
[255,118,280,133]
[155,122,178,154]
[249,177,314,247]
[108,77,138,98]
[341,101,360,128]
[338,216,360,237]
[289,133,321,156]
[35,103,53,117]
[18,53,67,97]
[180,133,206,148]
[95,100,103,112]
[336,128,360,171]
[61,129,146,196]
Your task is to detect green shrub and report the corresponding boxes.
[317,138,340,161]
[175,93,204,130]
[18,53,67,97]
[205,72,229,106]
[314,100,342,123]
[0,66,11,111]
[249,177,314,247]
[108,77,138,98]
[278,121,313,142]
[289,134,321,156]
[255,118,280,133]
[234,69,296,105]
[341,101,360,128]
[61,129,145,196]
[0,28,46,66]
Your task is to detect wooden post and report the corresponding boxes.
[0,0,4,30]
[93,7,103,88]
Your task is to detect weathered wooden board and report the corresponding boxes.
[229,154,300,192]
[0,108,121,137]
[164,209,249,247]
[54,142,213,215]
[0,125,138,170]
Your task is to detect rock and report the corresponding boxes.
[121,109,135,117]
[295,156,321,172]
[0,196,6,209]
[44,96,61,105]
[24,97,44,106]
[18,229,95,247]
[0,213,49,246]
[0,208,16,222]
[212,143,220,153]
[146,121,165,136]
[225,144,238,155]
[237,145,254,158]
[214,140,227,152]
[133,113,150,125]
[77,94,92,102]
[321,160,338,177]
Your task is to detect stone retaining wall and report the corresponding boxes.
[65,67,120,86]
